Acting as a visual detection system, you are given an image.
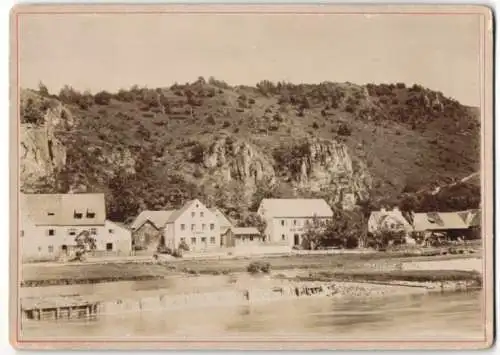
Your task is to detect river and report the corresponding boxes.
[20,289,484,342]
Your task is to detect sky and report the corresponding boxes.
[18,12,482,106]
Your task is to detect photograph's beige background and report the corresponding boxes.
[10,4,494,351]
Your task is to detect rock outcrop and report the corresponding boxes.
[293,139,372,210]
[203,136,276,189]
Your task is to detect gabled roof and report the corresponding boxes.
[130,210,175,230]
[165,200,198,223]
[210,208,232,227]
[413,212,469,232]
[368,209,412,233]
[20,193,106,226]
[231,227,260,235]
[258,198,333,218]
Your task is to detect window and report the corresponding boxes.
[48,229,55,236]
[106,243,113,251]
[48,245,54,253]
[250,236,254,241]
[180,237,185,242]
[37,246,42,252]
[210,237,215,244]
[191,224,195,231]
[61,245,67,251]
[200,212,204,217]
[90,228,97,235]
[47,212,55,216]
[86,210,96,218]
[74,210,83,219]
[191,237,196,244]
[210,224,215,230]
[191,212,195,217]
[201,237,206,243]
[281,220,285,226]
[282,234,285,241]
[202,224,206,231]
[20,230,24,237]
[68,229,76,236]
[181,224,186,231]
[109,229,114,234]
[293,220,297,225]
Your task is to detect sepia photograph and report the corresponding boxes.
[10,4,494,351]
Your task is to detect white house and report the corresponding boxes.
[19,193,132,262]
[367,207,413,235]
[257,198,333,248]
[163,199,221,252]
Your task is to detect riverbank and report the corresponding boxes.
[21,252,482,287]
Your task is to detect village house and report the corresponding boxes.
[222,227,263,248]
[130,210,175,252]
[162,199,221,252]
[411,211,478,243]
[257,198,333,248]
[19,193,132,262]
[368,207,413,235]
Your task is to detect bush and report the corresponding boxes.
[247,261,271,274]
[337,123,352,136]
[94,91,112,105]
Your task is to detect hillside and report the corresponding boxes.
[19,78,481,222]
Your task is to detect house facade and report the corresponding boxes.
[20,193,132,262]
[368,207,413,235]
[163,199,221,252]
[257,198,333,248]
[130,210,175,252]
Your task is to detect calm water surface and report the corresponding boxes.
[21,290,484,341]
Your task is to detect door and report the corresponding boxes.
[294,234,300,246]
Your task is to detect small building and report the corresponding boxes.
[257,198,333,248]
[368,207,413,235]
[163,199,221,252]
[130,210,175,252]
[19,193,132,262]
[222,227,263,248]
[412,211,472,241]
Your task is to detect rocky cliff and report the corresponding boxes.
[18,79,480,221]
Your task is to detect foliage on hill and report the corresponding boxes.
[20,77,480,223]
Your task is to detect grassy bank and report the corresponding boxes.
[21,253,481,288]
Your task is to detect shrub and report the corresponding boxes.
[247,261,271,274]
[337,123,352,136]
[206,115,216,125]
[94,91,112,105]
[21,98,45,124]
[312,122,319,129]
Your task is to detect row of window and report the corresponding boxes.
[21,228,114,237]
[46,210,97,219]
[180,223,215,231]
[180,236,216,245]
[190,211,205,218]
[280,219,314,227]
[36,243,114,253]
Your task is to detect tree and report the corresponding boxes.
[94,90,112,105]
[239,212,267,236]
[38,81,50,97]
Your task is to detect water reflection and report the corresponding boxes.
[21,290,484,341]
